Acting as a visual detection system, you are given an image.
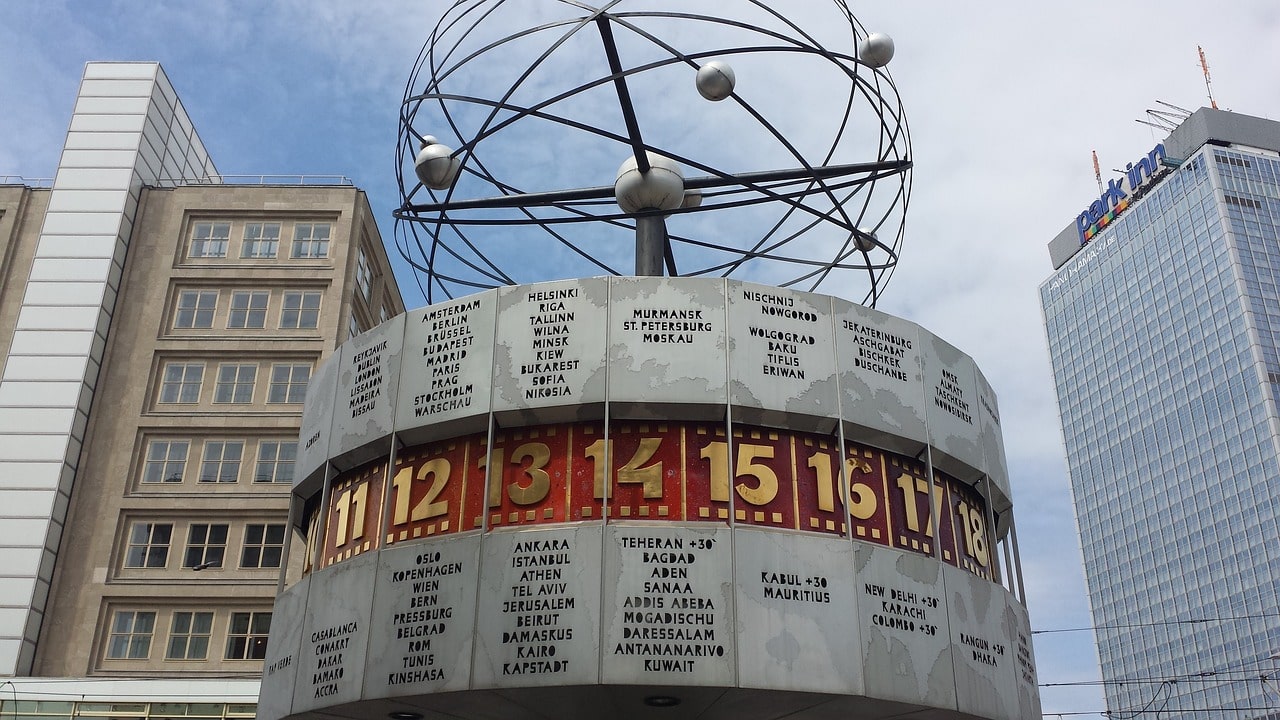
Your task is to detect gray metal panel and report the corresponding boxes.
[492,279,608,425]
[1166,107,1280,161]
[473,525,603,688]
[973,368,1011,511]
[918,331,983,482]
[607,278,727,419]
[294,352,340,496]
[365,536,481,698]
[1005,597,1042,720]
[727,281,838,432]
[293,552,378,712]
[331,314,405,470]
[1047,223,1083,270]
[602,523,735,686]
[733,529,859,694]
[854,543,956,711]
[834,299,927,453]
[942,564,1018,720]
[257,576,310,720]
[396,292,497,444]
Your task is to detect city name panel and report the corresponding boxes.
[260,277,1039,720]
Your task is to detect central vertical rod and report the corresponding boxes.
[635,215,666,276]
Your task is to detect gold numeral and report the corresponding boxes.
[391,459,451,525]
[586,437,666,500]
[699,440,778,506]
[332,482,367,547]
[807,452,836,513]
[957,500,989,567]
[734,443,778,506]
[508,442,551,505]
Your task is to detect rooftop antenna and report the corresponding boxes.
[1137,102,1191,133]
[1198,45,1219,110]
[1092,150,1103,195]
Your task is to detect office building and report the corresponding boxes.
[0,62,403,714]
[1041,109,1280,718]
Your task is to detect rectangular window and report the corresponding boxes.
[241,524,286,569]
[159,363,204,404]
[141,440,188,483]
[167,611,214,660]
[228,291,269,329]
[174,290,217,329]
[254,441,296,483]
[214,364,257,404]
[124,522,172,568]
[291,223,330,258]
[241,222,281,258]
[356,249,372,299]
[280,291,321,329]
[349,314,361,340]
[183,523,228,569]
[268,364,311,404]
[189,222,230,258]
[199,441,244,483]
[106,610,156,659]
[225,612,271,660]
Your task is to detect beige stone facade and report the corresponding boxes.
[2,182,402,678]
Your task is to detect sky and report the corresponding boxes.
[3,1,1280,716]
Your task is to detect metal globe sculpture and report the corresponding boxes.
[395,1,911,307]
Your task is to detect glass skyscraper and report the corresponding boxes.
[1041,109,1280,719]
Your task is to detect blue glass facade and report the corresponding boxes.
[1042,143,1280,718]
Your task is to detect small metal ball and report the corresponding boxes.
[858,33,895,68]
[695,60,736,101]
[615,153,686,214]
[855,227,878,252]
[414,138,461,190]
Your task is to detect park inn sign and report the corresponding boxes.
[1076,143,1169,245]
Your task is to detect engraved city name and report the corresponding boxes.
[498,535,579,677]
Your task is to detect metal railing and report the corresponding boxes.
[177,174,354,186]
[0,175,54,187]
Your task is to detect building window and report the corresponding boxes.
[124,522,172,568]
[241,524,286,569]
[174,290,217,329]
[255,441,296,483]
[183,523,228,569]
[379,305,391,323]
[167,611,214,660]
[228,291,269,329]
[356,249,372,300]
[226,612,271,660]
[291,223,330,258]
[159,362,204,404]
[268,364,310,404]
[106,610,156,660]
[280,291,321,329]
[214,364,257,404]
[349,314,361,340]
[141,440,188,483]
[189,222,230,258]
[199,441,244,483]
[241,223,281,258]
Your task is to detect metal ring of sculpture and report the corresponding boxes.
[394,0,911,307]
